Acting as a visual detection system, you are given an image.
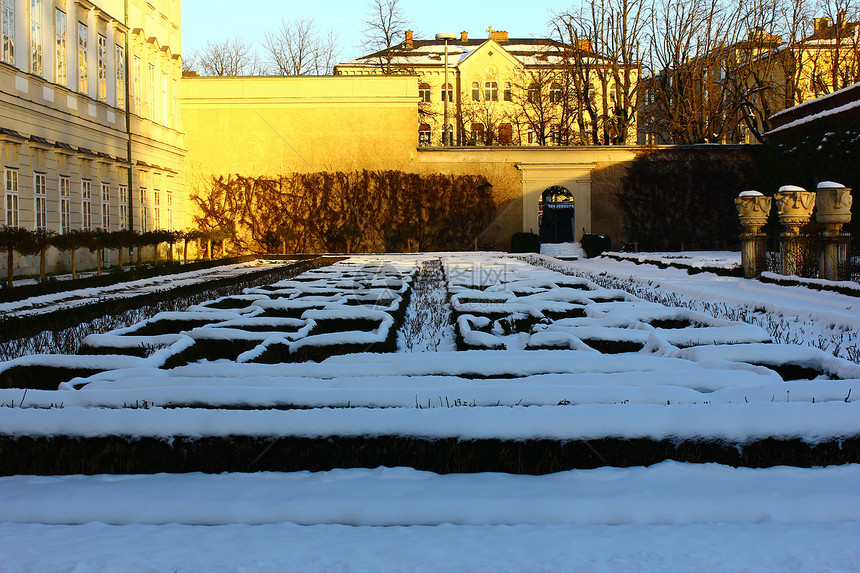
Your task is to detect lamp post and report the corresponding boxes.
[436,33,456,145]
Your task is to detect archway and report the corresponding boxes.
[539,186,575,243]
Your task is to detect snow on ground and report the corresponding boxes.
[605,250,741,269]
[1,463,859,572]
[540,241,586,259]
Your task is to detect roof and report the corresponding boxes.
[337,36,615,70]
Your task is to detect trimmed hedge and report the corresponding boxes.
[0,434,857,476]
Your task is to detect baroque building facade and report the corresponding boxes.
[334,28,639,148]
[0,0,185,272]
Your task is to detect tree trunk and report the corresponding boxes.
[118,246,124,269]
[96,249,102,276]
[153,243,160,266]
[136,246,142,266]
[71,249,77,280]
[39,246,47,281]
[207,240,212,260]
[7,248,14,288]
[183,240,188,264]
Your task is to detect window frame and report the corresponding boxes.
[418,123,431,147]
[441,82,453,102]
[4,168,19,227]
[418,82,431,103]
[34,172,47,230]
[470,123,485,145]
[77,21,88,93]
[97,33,107,102]
[133,56,141,115]
[115,43,125,109]
[30,0,43,75]
[55,8,66,85]
[1,0,14,65]
[471,81,480,101]
[484,81,498,102]
[81,179,92,229]
[503,81,512,102]
[101,182,111,230]
[59,175,70,233]
[119,184,128,229]
[139,187,147,232]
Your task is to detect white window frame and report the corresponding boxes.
[166,188,172,229]
[55,8,66,85]
[81,179,92,229]
[148,63,155,119]
[441,82,453,103]
[4,169,19,226]
[418,83,430,103]
[101,182,110,230]
[77,21,88,93]
[161,71,168,125]
[34,172,47,230]
[119,184,128,229]
[116,43,125,109]
[1,0,14,65]
[418,124,431,147]
[133,55,141,115]
[139,187,147,232]
[59,175,70,233]
[484,81,498,102]
[97,33,107,102]
[471,81,480,101]
[31,0,43,75]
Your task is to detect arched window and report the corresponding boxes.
[484,81,498,101]
[471,81,480,101]
[527,83,539,103]
[418,123,431,146]
[441,82,453,102]
[419,82,431,103]
[470,123,485,145]
[503,81,512,101]
[550,83,561,103]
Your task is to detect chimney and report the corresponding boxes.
[489,29,508,42]
[813,17,832,35]
[461,31,468,42]
[577,39,592,53]
[405,30,413,49]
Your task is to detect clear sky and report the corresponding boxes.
[181,0,570,62]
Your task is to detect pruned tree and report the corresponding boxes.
[192,37,265,76]
[263,18,340,75]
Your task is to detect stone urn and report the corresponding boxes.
[815,181,853,232]
[774,185,816,236]
[735,191,772,235]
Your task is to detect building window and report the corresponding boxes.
[148,63,155,119]
[166,189,172,229]
[470,123,485,145]
[441,82,453,102]
[153,189,160,229]
[81,179,92,229]
[484,81,498,101]
[161,71,168,125]
[442,124,453,146]
[116,44,125,109]
[527,129,536,144]
[133,56,141,115]
[471,81,480,101]
[503,81,512,101]
[34,172,47,230]
[97,34,107,101]
[172,78,177,124]
[499,123,513,145]
[139,188,147,231]
[119,184,128,229]
[4,169,19,226]
[55,8,66,84]
[418,123,431,146]
[1,0,14,64]
[550,83,562,103]
[59,175,70,233]
[31,0,43,75]
[527,83,539,103]
[418,82,431,103]
[77,22,87,93]
[101,182,110,230]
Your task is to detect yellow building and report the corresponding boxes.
[335,28,638,148]
[0,0,185,274]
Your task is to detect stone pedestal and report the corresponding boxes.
[816,184,853,281]
[774,187,816,277]
[735,192,772,278]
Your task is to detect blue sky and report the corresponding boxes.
[181,0,568,61]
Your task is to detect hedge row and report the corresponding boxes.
[0,434,857,476]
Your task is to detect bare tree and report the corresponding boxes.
[263,18,340,75]
[192,37,264,77]
[362,0,411,74]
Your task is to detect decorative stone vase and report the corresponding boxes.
[735,191,771,278]
[735,192,772,235]
[774,186,816,236]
